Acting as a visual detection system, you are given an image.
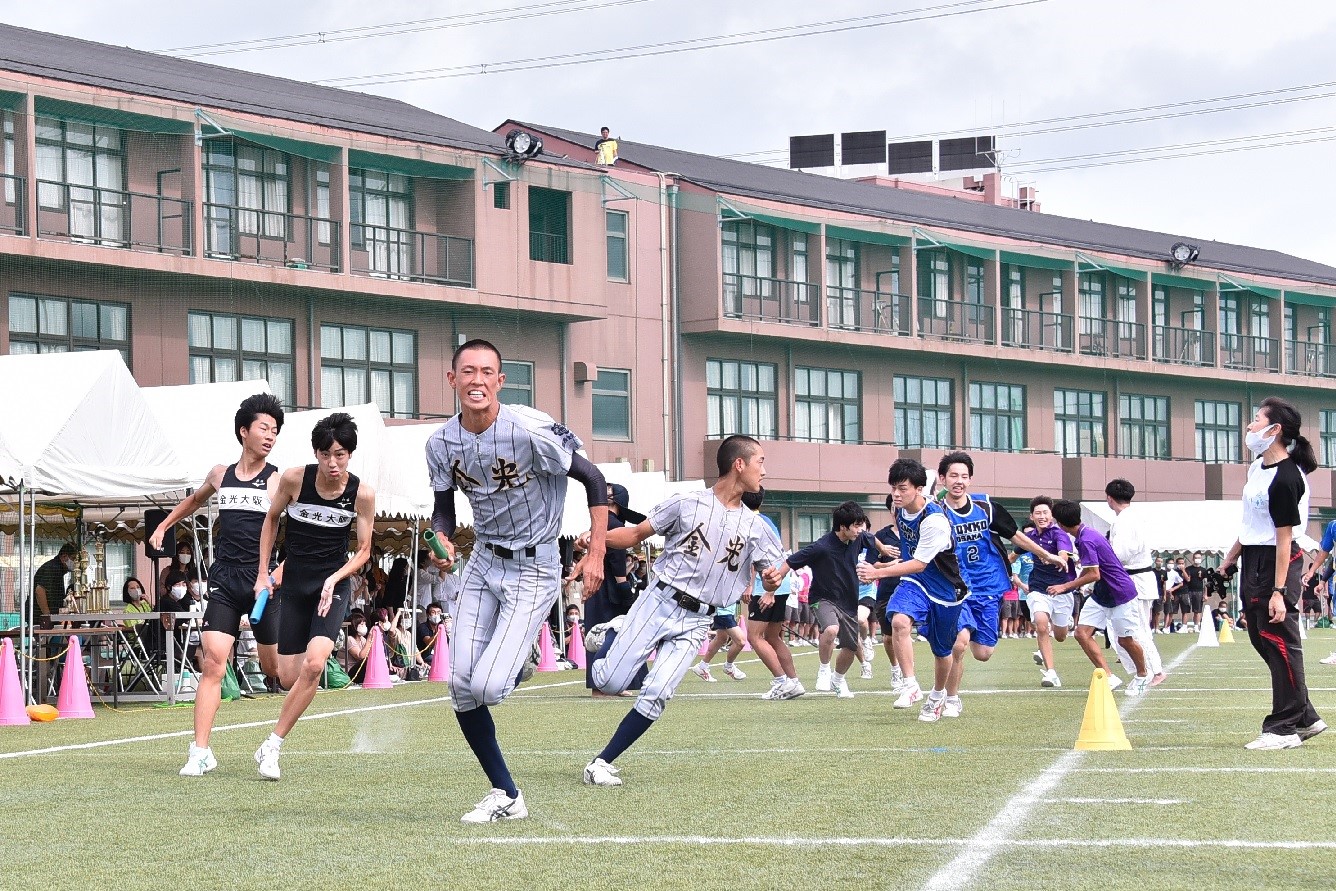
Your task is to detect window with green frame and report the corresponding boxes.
[1195,400,1241,463]
[320,323,417,418]
[1119,394,1169,459]
[1321,409,1336,467]
[795,366,860,443]
[9,291,131,366]
[1054,388,1105,457]
[188,310,294,407]
[499,360,533,407]
[894,375,953,448]
[592,368,631,439]
[605,209,628,281]
[706,358,777,438]
[969,382,1025,452]
[917,251,950,317]
[529,186,571,263]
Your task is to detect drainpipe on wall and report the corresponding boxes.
[670,182,684,482]
[655,172,674,479]
[559,320,569,425]
[307,295,316,408]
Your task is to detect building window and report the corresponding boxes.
[499,360,533,407]
[9,293,130,367]
[350,168,411,276]
[188,311,295,407]
[1078,272,1105,337]
[493,181,510,210]
[797,513,827,548]
[203,139,290,253]
[529,186,571,264]
[1119,394,1169,460]
[320,323,417,418]
[894,375,953,449]
[605,210,628,281]
[917,251,950,317]
[313,163,331,245]
[1195,400,1241,463]
[1054,388,1106,457]
[3,112,14,205]
[35,115,126,244]
[706,359,777,438]
[969,382,1025,452]
[592,368,631,440]
[795,367,860,444]
[1321,409,1336,467]
[965,258,986,305]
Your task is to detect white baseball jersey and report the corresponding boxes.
[425,404,578,548]
[648,491,787,608]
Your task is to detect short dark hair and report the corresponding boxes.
[716,434,761,477]
[312,412,358,453]
[1051,499,1082,528]
[888,458,927,488]
[937,451,974,478]
[452,338,502,370]
[234,393,284,444]
[427,602,444,613]
[57,542,78,558]
[832,500,868,530]
[1029,495,1054,513]
[600,126,610,133]
[741,486,765,511]
[1104,478,1135,504]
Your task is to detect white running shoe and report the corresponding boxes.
[584,616,625,654]
[893,683,923,709]
[583,758,623,787]
[1041,669,1062,688]
[918,695,945,723]
[1299,719,1328,741]
[1320,652,1336,666]
[1106,674,1124,693]
[1125,675,1150,697]
[1032,650,1045,667]
[692,663,716,683]
[815,666,832,692]
[862,638,875,662]
[254,741,281,781]
[860,661,873,680]
[461,788,529,821]
[943,696,963,718]
[835,678,855,699]
[721,663,747,680]
[890,664,904,687]
[779,678,806,700]
[1243,732,1302,751]
[179,745,217,777]
[761,678,786,700]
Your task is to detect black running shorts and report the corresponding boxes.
[278,560,352,656]
[203,561,279,645]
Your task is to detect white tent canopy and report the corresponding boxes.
[1080,500,1321,553]
[269,403,389,512]
[0,351,188,500]
[142,379,274,487]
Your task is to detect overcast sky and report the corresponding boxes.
[10,0,1336,267]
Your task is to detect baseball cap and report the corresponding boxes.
[607,483,647,525]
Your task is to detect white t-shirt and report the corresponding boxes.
[1108,506,1157,601]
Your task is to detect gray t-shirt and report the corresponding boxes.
[648,491,787,608]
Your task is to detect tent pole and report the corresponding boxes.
[16,481,27,703]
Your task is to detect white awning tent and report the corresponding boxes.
[1080,500,1321,554]
[141,379,274,487]
[269,403,389,512]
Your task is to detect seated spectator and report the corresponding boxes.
[343,610,371,684]
[416,602,446,663]
[389,607,428,680]
[565,604,583,638]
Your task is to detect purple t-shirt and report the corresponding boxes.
[1073,525,1137,606]
[1025,524,1076,592]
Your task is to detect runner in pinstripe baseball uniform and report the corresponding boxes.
[426,339,608,823]
[581,435,786,787]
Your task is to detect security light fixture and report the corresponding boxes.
[1169,241,1199,269]
[504,128,543,161]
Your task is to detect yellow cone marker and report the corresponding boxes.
[1218,617,1235,644]
[1074,668,1132,751]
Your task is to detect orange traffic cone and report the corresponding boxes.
[56,635,95,719]
[1074,668,1130,750]
[0,638,30,726]
[536,624,559,671]
[361,628,393,689]
[567,623,587,669]
[428,631,450,683]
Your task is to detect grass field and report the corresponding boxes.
[3,629,1335,891]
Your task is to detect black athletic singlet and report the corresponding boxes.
[213,462,278,564]
[284,465,360,565]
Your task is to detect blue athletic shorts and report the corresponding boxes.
[887,579,963,658]
[711,612,738,631]
[958,596,1001,648]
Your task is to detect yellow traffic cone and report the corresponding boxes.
[1218,616,1235,644]
[1074,668,1132,750]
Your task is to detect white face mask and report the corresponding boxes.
[62,557,75,571]
[428,615,442,625]
[379,621,391,632]
[171,584,187,598]
[1245,425,1278,455]
[356,623,368,635]
[178,553,192,565]
[399,618,411,629]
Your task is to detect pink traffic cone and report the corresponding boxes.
[0,638,30,726]
[737,614,752,652]
[361,628,393,689]
[536,623,559,671]
[428,631,450,682]
[567,623,587,669]
[698,636,711,656]
[56,635,95,719]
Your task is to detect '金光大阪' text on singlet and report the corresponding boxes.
[212,462,278,565]
[285,465,360,565]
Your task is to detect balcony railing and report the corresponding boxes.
[1152,325,1215,367]
[1286,339,1336,378]
[351,224,474,288]
[1220,332,1279,372]
[1078,318,1147,360]
[917,297,993,344]
[723,273,819,326]
[530,230,569,264]
[826,286,911,336]
[0,173,25,235]
[36,180,191,255]
[1001,307,1073,352]
[204,203,340,272]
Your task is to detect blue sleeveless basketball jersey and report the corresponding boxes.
[945,494,1011,599]
[897,501,967,604]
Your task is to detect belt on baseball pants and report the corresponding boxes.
[484,542,539,559]
[656,580,716,616]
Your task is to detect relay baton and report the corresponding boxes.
[250,588,271,623]
[424,529,450,559]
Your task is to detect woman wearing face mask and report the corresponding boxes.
[1220,397,1326,750]
[389,607,428,680]
[342,610,371,684]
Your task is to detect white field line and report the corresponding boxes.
[1048,797,1188,805]
[451,835,1336,851]
[1078,766,1336,774]
[919,643,1198,891]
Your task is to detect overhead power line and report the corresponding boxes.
[1009,125,1336,174]
[160,0,649,58]
[316,0,1050,87]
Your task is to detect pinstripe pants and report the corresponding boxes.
[591,588,713,720]
[450,543,561,712]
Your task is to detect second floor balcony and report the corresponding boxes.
[826,286,911,336]
[1287,339,1336,378]
[723,272,819,327]
[1153,324,1215,367]
[1079,318,1147,360]
[351,223,474,288]
[917,297,993,344]
[204,203,340,273]
[1001,307,1074,353]
[1221,332,1280,373]
[36,180,191,255]
[0,173,25,236]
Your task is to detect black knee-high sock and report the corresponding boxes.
[455,706,518,798]
[597,709,654,763]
